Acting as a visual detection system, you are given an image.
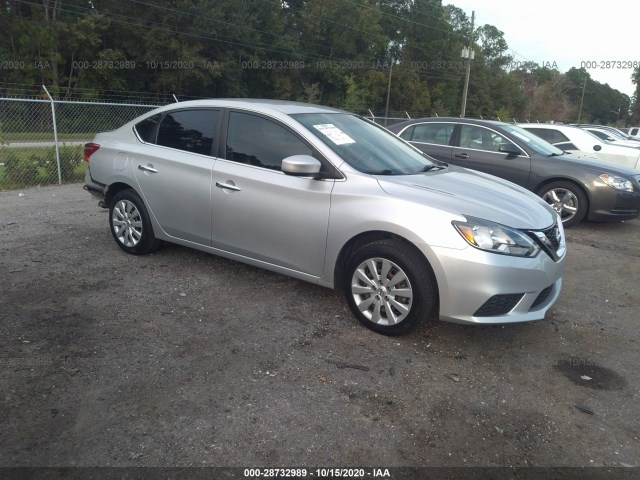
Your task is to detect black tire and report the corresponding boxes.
[344,239,438,336]
[536,181,588,228]
[109,189,161,255]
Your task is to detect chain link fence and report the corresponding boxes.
[0,94,160,190]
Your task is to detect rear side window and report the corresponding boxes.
[225,112,312,171]
[411,123,454,145]
[134,114,162,143]
[525,128,569,145]
[157,109,219,155]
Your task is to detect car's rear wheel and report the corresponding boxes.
[537,181,587,227]
[344,239,437,336]
[109,189,161,255]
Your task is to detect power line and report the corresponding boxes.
[127,0,337,56]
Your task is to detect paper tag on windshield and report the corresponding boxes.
[313,124,355,145]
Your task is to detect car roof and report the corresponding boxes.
[151,98,346,116]
[388,117,511,131]
[518,123,577,130]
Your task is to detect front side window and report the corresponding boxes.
[157,109,219,155]
[225,112,312,171]
[411,123,454,145]
[459,125,518,153]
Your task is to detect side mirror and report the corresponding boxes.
[498,143,521,156]
[593,145,602,152]
[282,155,322,177]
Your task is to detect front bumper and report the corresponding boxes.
[422,241,566,325]
[586,182,640,221]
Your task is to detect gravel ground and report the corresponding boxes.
[0,184,639,470]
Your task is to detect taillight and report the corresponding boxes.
[84,142,100,162]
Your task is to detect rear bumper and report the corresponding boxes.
[83,167,105,199]
[83,167,108,208]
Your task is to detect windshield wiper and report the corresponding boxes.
[418,164,445,172]
[549,151,565,156]
[368,169,404,175]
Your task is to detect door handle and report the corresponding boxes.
[215,181,241,192]
[454,153,469,159]
[138,164,158,173]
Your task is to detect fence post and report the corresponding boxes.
[42,85,62,184]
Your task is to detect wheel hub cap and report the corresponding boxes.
[351,257,413,326]
[112,200,143,247]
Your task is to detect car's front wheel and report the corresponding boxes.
[344,239,437,336]
[537,181,587,227]
[109,189,161,255]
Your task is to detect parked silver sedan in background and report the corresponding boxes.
[84,100,566,335]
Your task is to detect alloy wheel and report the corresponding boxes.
[542,188,578,223]
[350,257,413,326]
[112,199,143,247]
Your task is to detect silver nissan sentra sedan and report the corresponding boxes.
[84,99,566,336]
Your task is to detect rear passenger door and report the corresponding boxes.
[398,122,455,162]
[133,109,220,245]
[450,124,531,187]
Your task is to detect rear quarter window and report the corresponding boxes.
[134,114,162,143]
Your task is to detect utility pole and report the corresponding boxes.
[577,77,586,123]
[460,10,475,118]
[384,61,393,126]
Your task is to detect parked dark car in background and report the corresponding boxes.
[387,118,640,227]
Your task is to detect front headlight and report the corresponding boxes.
[598,173,633,192]
[453,217,540,257]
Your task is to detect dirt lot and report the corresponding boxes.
[1,184,639,471]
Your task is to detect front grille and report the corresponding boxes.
[528,223,563,261]
[474,293,524,317]
[541,225,561,250]
[530,285,553,310]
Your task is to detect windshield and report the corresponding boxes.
[291,113,436,175]
[502,125,565,156]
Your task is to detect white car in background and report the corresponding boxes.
[629,127,640,139]
[579,126,640,149]
[519,123,640,171]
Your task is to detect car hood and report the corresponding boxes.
[376,165,556,230]
[543,152,640,175]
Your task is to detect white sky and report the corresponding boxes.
[445,0,639,97]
